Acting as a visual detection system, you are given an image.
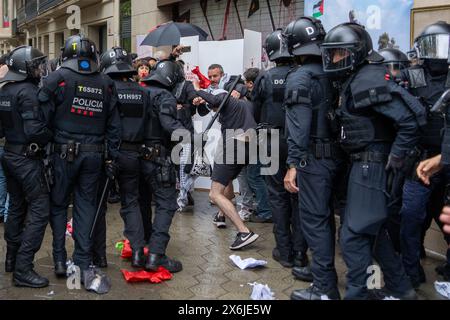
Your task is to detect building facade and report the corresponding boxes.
[0,0,305,58]
[0,1,448,58]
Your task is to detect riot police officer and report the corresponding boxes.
[38,35,121,285]
[379,48,410,79]
[321,23,423,299]
[379,48,411,254]
[282,17,343,299]
[1,46,52,288]
[99,47,152,268]
[252,29,311,276]
[140,60,187,272]
[399,21,450,288]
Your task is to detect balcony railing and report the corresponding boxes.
[17,6,26,26]
[25,0,38,21]
[38,0,65,14]
[17,0,65,26]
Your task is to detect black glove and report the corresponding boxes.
[385,154,405,198]
[105,160,118,180]
[393,77,409,89]
[386,154,404,173]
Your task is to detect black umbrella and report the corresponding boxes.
[141,22,209,47]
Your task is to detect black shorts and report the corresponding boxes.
[211,138,250,187]
[211,162,245,187]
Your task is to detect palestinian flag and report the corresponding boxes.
[313,0,324,18]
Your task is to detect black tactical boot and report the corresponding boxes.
[291,285,341,300]
[5,247,17,273]
[272,248,294,268]
[131,248,145,268]
[54,261,67,278]
[13,270,49,288]
[294,251,309,268]
[145,253,182,273]
[369,288,417,300]
[292,251,313,282]
[93,255,108,269]
[292,265,314,282]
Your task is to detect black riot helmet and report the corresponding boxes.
[100,47,136,77]
[2,45,47,82]
[321,22,384,73]
[264,29,292,62]
[379,48,410,75]
[414,21,450,61]
[141,60,183,88]
[284,16,326,57]
[61,34,99,74]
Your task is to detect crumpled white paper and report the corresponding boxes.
[434,281,450,299]
[248,282,275,300]
[229,255,267,270]
[66,260,76,277]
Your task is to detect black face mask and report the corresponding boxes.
[424,59,449,76]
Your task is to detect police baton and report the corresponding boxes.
[202,75,242,137]
[430,89,450,114]
[89,177,110,240]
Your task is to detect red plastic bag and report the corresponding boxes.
[121,267,172,283]
[65,218,73,238]
[116,240,149,259]
[191,66,211,89]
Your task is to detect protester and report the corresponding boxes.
[207,64,247,98]
[136,59,150,82]
[193,88,259,250]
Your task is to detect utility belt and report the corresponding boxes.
[4,142,44,158]
[120,142,162,161]
[310,142,343,159]
[54,141,105,162]
[350,151,388,163]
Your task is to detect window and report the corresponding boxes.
[120,0,131,53]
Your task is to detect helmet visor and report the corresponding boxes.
[321,46,354,72]
[385,61,409,73]
[416,34,450,60]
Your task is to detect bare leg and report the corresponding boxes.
[219,182,235,216]
[210,181,249,233]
